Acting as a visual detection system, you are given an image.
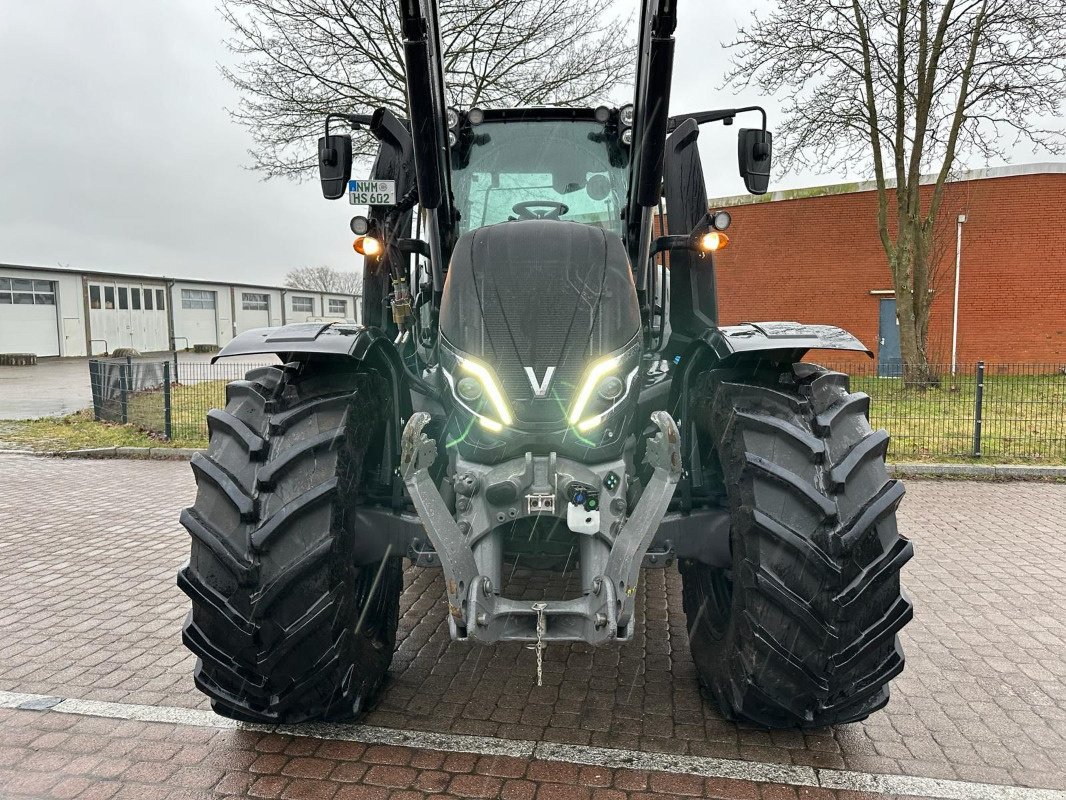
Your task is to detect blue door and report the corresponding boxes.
[877,298,902,377]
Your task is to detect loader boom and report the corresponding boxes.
[399,0,456,295]
[626,0,677,315]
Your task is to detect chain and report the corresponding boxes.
[531,602,547,687]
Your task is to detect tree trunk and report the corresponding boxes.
[892,222,937,388]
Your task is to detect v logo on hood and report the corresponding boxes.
[524,366,556,398]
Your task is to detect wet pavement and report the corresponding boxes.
[1,454,1064,798]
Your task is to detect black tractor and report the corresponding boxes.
[178,0,913,728]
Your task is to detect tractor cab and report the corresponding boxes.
[449,108,630,236]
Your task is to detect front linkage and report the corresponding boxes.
[400,410,682,644]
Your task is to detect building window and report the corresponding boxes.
[104,286,115,309]
[3,278,57,306]
[89,285,101,309]
[328,298,347,315]
[131,288,141,310]
[181,289,216,309]
[118,287,129,309]
[144,288,154,310]
[242,292,269,311]
[291,295,314,313]
[156,289,166,311]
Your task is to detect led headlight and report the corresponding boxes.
[456,357,513,432]
[456,376,482,402]
[597,375,625,401]
[569,355,629,432]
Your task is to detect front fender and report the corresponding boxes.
[215,321,413,510]
[214,320,412,425]
[671,322,870,515]
[212,322,393,363]
[701,321,872,361]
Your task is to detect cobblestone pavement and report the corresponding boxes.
[1,455,1064,797]
[0,705,924,800]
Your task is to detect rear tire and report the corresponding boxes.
[177,361,401,723]
[681,362,913,727]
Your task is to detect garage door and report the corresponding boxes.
[240,292,271,331]
[180,289,218,346]
[0,278,60,356]
[88,283,170,354]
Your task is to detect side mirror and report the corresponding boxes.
[318,134,352,200]
[738,128,772,195]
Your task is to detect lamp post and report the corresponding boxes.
[951,214,967,376]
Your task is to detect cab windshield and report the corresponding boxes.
[451,120,628,238]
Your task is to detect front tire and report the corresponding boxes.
[177,361,401,723]
[681,362,913,727]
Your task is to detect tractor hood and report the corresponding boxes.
[439,219,641,444]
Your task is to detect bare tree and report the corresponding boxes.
[726,0,1066,384]
[284,265,361,294]
[221,0,634,177]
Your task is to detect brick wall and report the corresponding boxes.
[706,171,1066,367]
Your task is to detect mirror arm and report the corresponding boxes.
[325,112,373,139]
[668,105,767,133]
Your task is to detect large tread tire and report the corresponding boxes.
[681,362,913,728]
[177,361,402,723]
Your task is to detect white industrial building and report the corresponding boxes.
[0,263,361,358]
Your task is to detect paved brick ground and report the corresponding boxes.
[0,706,919,800]
[1,455,1064,794]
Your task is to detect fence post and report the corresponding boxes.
[89,360,102,421]
[162,360,173,441]
[120,358,131,424]
[973,360,985,457]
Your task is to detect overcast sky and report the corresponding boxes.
[0,1,1058,286]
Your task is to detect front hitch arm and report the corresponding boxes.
[400,412,480,631]
[607,410,683,627]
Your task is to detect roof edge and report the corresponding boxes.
[0,261,360,297]
[708,161,1066,208]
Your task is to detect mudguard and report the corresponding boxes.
[213,321,412,414]
[213,322,414,511]
[701,321,872,361]
[672,321,870,515]
[212,322,396,364]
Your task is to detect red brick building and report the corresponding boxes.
[707,163,1066,372]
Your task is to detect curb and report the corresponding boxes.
[0,446,203,460]
[3,447,1064,480]
[889,462,1066,480]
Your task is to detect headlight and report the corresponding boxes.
[456,376,482,403]
[453,357,513,431]
[569,355,635,432]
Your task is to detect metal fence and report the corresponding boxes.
[89,355,1066,461]
[824,360,1066,462]
[89,356,273,442]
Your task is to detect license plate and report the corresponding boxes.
[348,179,396,206]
